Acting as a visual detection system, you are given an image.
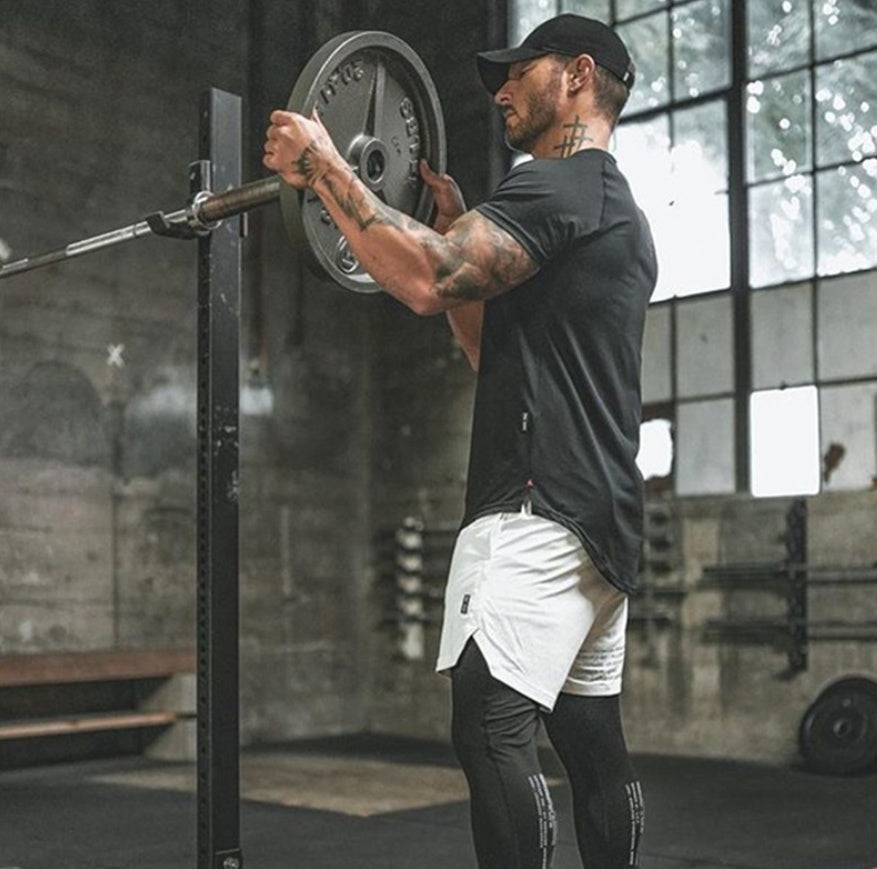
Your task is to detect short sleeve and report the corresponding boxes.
[474,153,608,266]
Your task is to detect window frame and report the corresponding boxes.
[506,0,877,495]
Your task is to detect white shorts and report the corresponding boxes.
[435,505,628,711]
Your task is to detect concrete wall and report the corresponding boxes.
[623,491,877,764]
[1,0,875,766]
[0,1,249,660]
[0,0,378,743]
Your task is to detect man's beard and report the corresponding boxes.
[504,67,562,153]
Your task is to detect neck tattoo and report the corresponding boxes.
[553,116,594,157]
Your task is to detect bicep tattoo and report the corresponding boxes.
[433,212,538,302]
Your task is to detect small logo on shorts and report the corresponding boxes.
[461,594,471,614]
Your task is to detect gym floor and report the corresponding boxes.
[1,735,875,869]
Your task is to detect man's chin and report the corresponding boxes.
[505,132,532,154]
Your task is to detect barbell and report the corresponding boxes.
[0,31,446,294]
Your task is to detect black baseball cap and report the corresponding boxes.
[476,13,635,95]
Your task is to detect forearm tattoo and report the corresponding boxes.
[318,166,534,302]
[295,141,324,185]
[553,115,594,158]
[322,166,417,233]
[323,173,379,231]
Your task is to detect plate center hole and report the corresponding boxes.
[366,149,385,183]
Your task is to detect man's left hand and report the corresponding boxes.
[420,160,466,234]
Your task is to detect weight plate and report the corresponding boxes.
[798,677,877,775]
[280,31,446,293]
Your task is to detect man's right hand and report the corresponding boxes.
[263,109,343,189]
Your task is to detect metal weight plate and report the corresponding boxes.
[798,677,877,775]
[280,31,446,293]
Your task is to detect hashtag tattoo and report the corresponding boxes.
[553,116,594,157]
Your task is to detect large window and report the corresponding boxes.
[747,0,877,285]
[510,0,877,496]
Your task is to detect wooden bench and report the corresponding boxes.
[0,647,196,767]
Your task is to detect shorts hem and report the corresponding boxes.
[474,638,560,712]
[436,631,561,711]
[559,679,623,697]
[435,628,479,678]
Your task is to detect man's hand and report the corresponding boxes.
[420,160,465,234]
[419,162,483,369]
[263,109,342,189]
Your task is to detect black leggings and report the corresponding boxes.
[451,640,644,869]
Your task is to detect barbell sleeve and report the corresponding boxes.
[197,177,282,223]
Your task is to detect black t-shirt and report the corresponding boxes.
[465,149,657,594]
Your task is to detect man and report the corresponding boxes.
[264,13,656,869]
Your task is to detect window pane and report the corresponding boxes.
[749,175,814,287]
[614,115,671,201]
[676,399,736,495]
[815,0,877,61]
[616,0,668,20]
[815,53,877,168]
[511,0,559,42]
[637,418,674,481]
[666,101,731,296]
[617,109,729,299]
[677,294,733,397]
[561,0,611,18]
[665,193,730,297]
[642,305,672,402]
[750,386,820,497]
[614,117,673,297]
[751,282,814,389]
[747,0,810,76]
[617,13,670,113]
[817,271,877,380]
[819,383,877,491]
[746,71,812,183]
[672,0,731,99]
[817,161,877,276]
[674,100,728,191]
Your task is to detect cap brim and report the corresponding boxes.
[476,47,548,94]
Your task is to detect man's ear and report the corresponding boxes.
[567,54,597,95]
